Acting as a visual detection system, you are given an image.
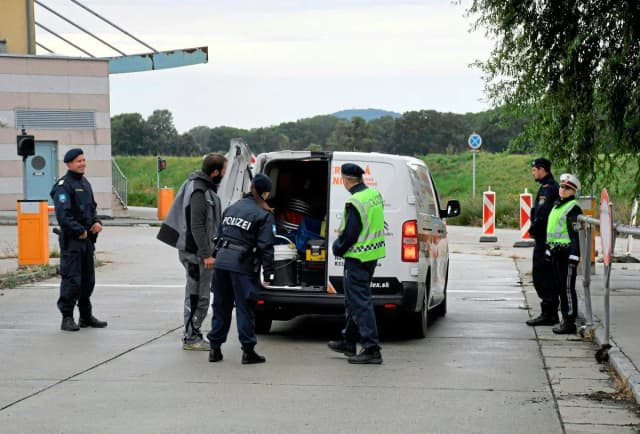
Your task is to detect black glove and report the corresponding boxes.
[544,249,552,264]
[568,255,580,268]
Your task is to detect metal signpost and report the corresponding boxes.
[599,189,614,346]
[468,133,482,197]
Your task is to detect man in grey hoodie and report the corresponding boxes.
[157,153,227,350]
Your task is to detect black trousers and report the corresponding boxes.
[57,238,95,318]
[532,239,558,316]
[551,249,578,323]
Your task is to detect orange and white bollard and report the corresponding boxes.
[480,187,498,242]
[514,188,535,247]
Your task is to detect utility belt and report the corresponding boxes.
[548,242,569,251]
[53,227,96,249]
[215,238,260,273]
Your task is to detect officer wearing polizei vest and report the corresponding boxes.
[50,148,107,332]
[546,174,583,335]
[526,157,561,327]
[328,163,385,364]
[207,174,276,364]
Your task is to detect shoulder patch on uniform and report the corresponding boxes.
[272,224,276,235]
[58,179,64,185]
[538,197,546,205]
[58,193,67,203]
[542,184,549,187]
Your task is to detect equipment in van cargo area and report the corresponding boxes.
[272,242,298,286]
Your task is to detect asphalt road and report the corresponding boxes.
[0,225,633,433]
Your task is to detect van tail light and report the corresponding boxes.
[402,220,419,262]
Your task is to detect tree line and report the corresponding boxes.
[111,109,530,156]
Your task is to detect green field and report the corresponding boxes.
[114,153,638,228]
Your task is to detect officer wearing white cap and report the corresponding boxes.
[546,173,583,334]
[328,163,386,364]
[207,174,276,364]
[526,157,560,327]
[50,148,106,331]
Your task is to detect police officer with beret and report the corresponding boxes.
[50,148,106,332]
[526,157,560,326]
[328,163,386,364]
[208,174,276,364]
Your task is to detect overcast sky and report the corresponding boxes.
[35,0,494,132]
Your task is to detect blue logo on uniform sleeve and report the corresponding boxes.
[58,193,67,203]
[272,224,276,235]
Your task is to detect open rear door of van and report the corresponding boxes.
[217,138,254,211]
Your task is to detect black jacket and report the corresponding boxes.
[50,170,100,240]
[214,194,275,281]
[529,173,559,241]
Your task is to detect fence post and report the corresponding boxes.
[579,221,594,327]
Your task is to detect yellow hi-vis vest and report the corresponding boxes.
[546,199,577,246]
[339,187,386,261]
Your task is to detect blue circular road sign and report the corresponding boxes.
[468,133,482,150]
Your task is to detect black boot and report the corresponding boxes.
[526,313,559,326]
[242,348,266,364]
[328,340,356,357]
[61,316,80,332]
[552,320,577,335]
[348,346,383,365]
[79,315,108,328]
[209,347,223,363]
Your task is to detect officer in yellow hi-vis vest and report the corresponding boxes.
[329,163,386,364]
[546,173,583,335]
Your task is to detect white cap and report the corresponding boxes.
[559,173,581,191]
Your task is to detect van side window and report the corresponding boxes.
[409,165,438,216]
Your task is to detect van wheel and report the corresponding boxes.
[255,313,272,334]
[410,288,429,339]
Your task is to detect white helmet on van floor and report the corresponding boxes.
[559,173,580,192]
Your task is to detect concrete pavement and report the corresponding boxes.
[0,208,639,432]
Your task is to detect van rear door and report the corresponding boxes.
[217,139,253,210]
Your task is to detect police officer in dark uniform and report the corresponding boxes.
[207,174,275,364]
[50,148,107,332]
[526,157,560,326]
[328,163,386,365]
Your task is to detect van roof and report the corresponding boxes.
[333,151,426,167]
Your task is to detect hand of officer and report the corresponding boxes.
[261,281,271,287]
[544,249,552,263]
[568,255,580,268]
[89,222,103,234]
[203,256,215,269]
[79,230,88,240]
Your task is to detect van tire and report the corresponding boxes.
[255,313,273,334]
[410,286,429,339]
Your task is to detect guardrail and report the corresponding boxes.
[578,210,640,346]
[111,158,128,209]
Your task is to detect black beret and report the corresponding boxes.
[341,163,365,177]
[252,174,272,194]
[64,148,84,163]
[531,157,551,171]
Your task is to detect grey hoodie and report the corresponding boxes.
[157,171,222,260]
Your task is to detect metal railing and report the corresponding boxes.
[111,158,128,209]
[578,210,640,346]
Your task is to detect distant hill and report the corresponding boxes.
[331,108,402,121]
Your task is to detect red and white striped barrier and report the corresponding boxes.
[480,188,497,242]
[514,188,535,247]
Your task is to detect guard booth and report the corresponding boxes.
[17,199,49,265]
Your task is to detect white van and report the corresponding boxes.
[217,139,461,337]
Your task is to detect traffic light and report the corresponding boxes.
[17,129,35,158]
[157,156,167,172]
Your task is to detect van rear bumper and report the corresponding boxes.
[257,281,418,318]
